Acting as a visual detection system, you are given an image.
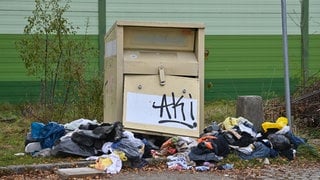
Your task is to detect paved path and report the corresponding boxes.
[1,160,320,179]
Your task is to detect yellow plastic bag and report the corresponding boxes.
[261,117,288,132]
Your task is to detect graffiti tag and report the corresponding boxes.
[152,92,197,129]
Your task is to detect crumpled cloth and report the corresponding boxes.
[31,121,65,149]
[88,153,122,174]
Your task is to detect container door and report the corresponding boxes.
[123,74,200,137]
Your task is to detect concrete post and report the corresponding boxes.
[236,95,264,131]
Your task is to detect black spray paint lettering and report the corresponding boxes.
[152,92,196,129]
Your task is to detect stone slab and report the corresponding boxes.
[56,167,103,179]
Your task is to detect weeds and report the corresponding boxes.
[16,0,100,122]
[204,100,236,125]
[0,100,319,167]
[0,103,83,166]
[297,143,320,161]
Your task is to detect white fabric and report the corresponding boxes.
[276,125,290,134]
[102,142,114,154]
[122,130,135,139]
[64,118,98,131]
[106,153,122,174]
[238,117,257,137]
[229,144,254,155]
[238,117,253,126]
[25,142,42,153]
[86,153,122,174]
[238,123,257,137]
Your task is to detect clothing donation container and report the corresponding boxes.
[104,20,205,137]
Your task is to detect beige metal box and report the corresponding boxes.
[104,20,205,137]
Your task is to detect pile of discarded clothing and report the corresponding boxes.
[144,116,306,170]
[24,116,306,174]
[24,119,149,173]
[210,116,305,161]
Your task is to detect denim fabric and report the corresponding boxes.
[285,131,306,149]
[188,146,223,162]
[238,141,274,160]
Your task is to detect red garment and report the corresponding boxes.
[197,135,216,143]
[197,135,217,150]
